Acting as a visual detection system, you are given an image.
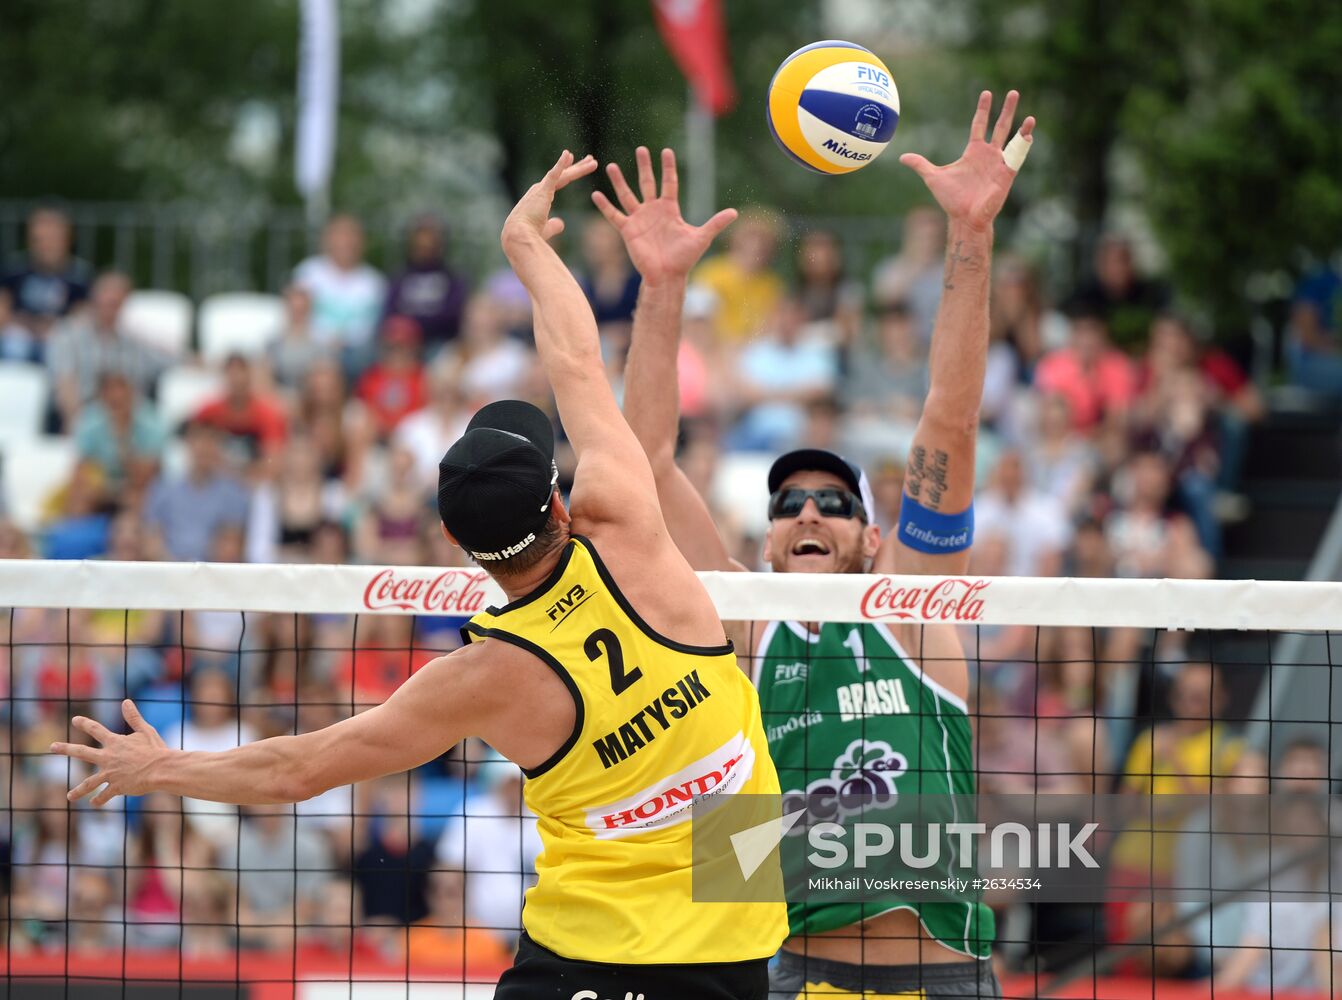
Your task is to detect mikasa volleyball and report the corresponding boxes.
[767,40,899,174]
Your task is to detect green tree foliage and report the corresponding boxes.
[0,0,460,211]
[715,7,971,229]
[446,0,963,275]
[446,0,829,204]
[1,1,966,253]
[1124,0,1342,330]
[6,0,1337,327]
[970,0,1342,331]
[0,1,300,202]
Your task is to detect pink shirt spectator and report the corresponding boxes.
[1035,346,1137,429]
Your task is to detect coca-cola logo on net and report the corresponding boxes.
[860,577,989,622]
[363,569,490,615]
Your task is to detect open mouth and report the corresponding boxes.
[791,538,832,557]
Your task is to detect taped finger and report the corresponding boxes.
[1003,132,1033,172]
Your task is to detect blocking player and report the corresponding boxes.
[52,152,787,999]
[603,92,1033,998]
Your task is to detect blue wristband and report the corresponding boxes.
[897,494,974,554]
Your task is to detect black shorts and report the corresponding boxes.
[494,932,771,1000]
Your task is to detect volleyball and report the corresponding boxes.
[766,40,900,175]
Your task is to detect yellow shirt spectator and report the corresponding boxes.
[694,255,785,342]
[1113,721,1243,875]
[692,209,786,342]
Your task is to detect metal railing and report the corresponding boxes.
[0,198,1043,303]
[0,199,508,301]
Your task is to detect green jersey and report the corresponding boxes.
[753,619,995,958]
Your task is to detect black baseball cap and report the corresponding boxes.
[768,448,877,521]
[437,400,559,562]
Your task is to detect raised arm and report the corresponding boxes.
[874,90,1035,577]
[500,152,666,528]
[592,147,741,571]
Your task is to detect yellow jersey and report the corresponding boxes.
[462,535,787,964]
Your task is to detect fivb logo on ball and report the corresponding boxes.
[767,40,900,174]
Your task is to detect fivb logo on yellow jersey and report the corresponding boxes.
[545,583,593,628]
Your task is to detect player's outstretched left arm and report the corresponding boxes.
[499,151,666,529]
[874,90,1035,577]
[51,642,505,806]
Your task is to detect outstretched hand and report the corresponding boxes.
[592,147,737,286]
[501,150,600,252]
[900,90,1035,232]
[50,700,168,807]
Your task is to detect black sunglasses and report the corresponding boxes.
[768,487,867,522]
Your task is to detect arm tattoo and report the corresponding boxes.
[906,446,925,499]
[943,240,983,291]
[906,447,951,510]
[927,449,949,507]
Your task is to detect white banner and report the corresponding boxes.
[0,559,1339,631]
[295,0,340,201]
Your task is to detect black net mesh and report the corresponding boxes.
[2,605,1339,998]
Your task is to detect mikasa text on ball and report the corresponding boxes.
[767,40,899,175]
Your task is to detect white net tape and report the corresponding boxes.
[2,558,1339,630]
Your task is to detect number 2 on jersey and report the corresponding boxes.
[585,628,643,695]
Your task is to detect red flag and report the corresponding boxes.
[651,0,737,116]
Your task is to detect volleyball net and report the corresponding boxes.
[2,559,1341,998]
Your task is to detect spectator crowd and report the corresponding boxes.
[1,202,1340,988]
